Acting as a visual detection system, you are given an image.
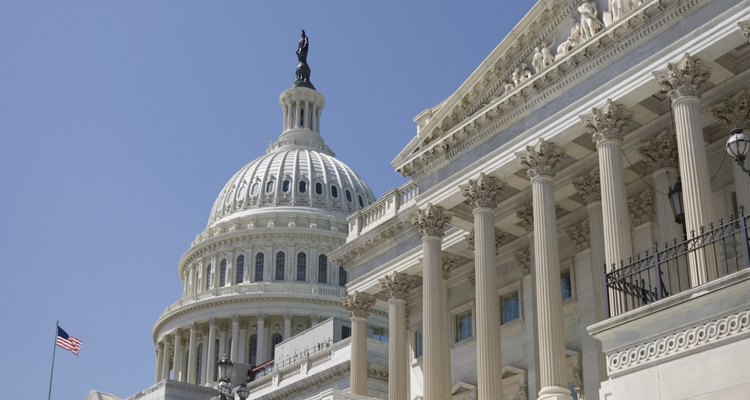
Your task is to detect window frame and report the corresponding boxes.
[235,255,245,284]
[296,252,307,282]
[275,251,286,281]
[498,283,522,326]
[318,254,328,284]
[451,301,475,344]
[254,252,264,282]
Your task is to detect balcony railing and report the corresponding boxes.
[605,211,750,317]
[347,181,419,241]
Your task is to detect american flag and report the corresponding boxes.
[56,326,83,356]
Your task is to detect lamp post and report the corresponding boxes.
[726,128,750,175]
[668,177,685,226]
[215,355,250,400]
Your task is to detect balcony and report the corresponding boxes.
[347,181,418,241]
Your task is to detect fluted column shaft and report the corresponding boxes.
[161,336,172,381]
[173,331,183,382]
[733,163,750,212]
[231,316,240,362]
[155,342,164,383]
[187,324,198,384]
[422,235,448,399]
[257,316,267,363]
[388,298,407,400]
[474,207,503,400]
[598,139,633,268]
[205,320,217,383]
[343,292,376,396]
[586,201,606,322]
[284,314,292,339]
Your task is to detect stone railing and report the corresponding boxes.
[347,181,418,241]
[160,282,347,317]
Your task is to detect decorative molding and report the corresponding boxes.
[516,202,534,233]
[442,252,462,280]
[515,248,532,275]
[654,54,711,100]
[740,21,750,42]
[711,91,750,131]
[581,99,634,143]
[573,169,601,204]
[461,173,507,209]
[412,203,452,238]
[638,131,679,171]
[606,308,750,375]
[380,272,416,301]
[566,220,590,251]
[342,292,376,319]
[518,139,565,179]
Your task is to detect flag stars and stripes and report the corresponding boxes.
[56,326,82,356]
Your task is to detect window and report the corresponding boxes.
[248,334,258,365]
[213,339,220,381]
[271,333,283,359]
[455,310,473,342]
[196,343,203,384]
[299,180,307,193]
[345,189,352,202]
[338,267,347,287]
[500,291,521,324]
[318,254,328,283]
[255,253,264,282]
[358,195,364,208]
[341,325,351,339]
[331,186,338,198]
[315,182,323,195]
[300,108,305,128]
[275,252,285,281]
[250,183,259,196]
[282,180,290,192]
[414,330,423,358]
[219,258,227,287]
[296,252,307,281]
[561,268,573,301]
[235,255,244,284]
[205,263,212,290]
[266,181,274,193]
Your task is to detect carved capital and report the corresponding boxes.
[518,139,565,179]
[628,190,654,226]
[573,169,601,204]
[411,203,451,238]
[461,173,507,209]
[342,292,376,319]
[654,54,711,100]
[442,252,461,279]
[380,272,415,301]
[465,229,509,254]
[711,92,750,131]
[581,99,633,144]
[638,131,679,171]
[566,220,590,251]
[467,272,476,286]
[516,202,534,232]
[740,22,750,43]
[515,248,531,275]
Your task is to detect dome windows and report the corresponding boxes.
[282,180,291,193]
[345,190,352,202]
[235,255,245,284]
[219,258,227,287]
[315,182,323,195]
[296,252,307,281]
[331,185,339,198]
[358,195,364,208]
[299,180,307,193]
[250,182,259,196]
[275,252,285,281]
[266,180,275,194]
[254,253,264,282]
[318,255,328,283]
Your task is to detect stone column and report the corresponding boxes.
[380,272,415,400]
[461,173,507,400]
[412,204,452,400]
[441,252,461,389]
[155,341,164,383]
[655,54,714,286]
[173,330,184,382]
[518,139,572,400]
[284,314,292,340]
[187,324,198,384]
[713,93,750,211]
[256,314,267,363]
[231,315,240,362]
[205,319,217,384]
[161,336,172,381]
[342,291,376,396]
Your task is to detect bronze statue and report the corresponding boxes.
[294,29,314,88]
[296,30,309,64]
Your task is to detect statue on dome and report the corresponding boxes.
[296,29,309,63]
[294,30,314,88]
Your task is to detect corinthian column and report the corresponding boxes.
[155,341,164,382]
[342,291,376,396]
[442,251,461,389]
[173,330,184,382]
[380,272,415,400]
[712,93,750,211]
[461,173,507,400]
[231,315,240,362]
[518,139,572,400]
[187,323,198,384]
[411,204,452,400]
[161,335,172,381]
[655,54,714,286]
[205,319,217,383]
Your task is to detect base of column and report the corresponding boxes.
[538,386,573,400]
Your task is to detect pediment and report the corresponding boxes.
[451,381,477,395]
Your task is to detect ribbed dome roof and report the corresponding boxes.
[208,145,375,227]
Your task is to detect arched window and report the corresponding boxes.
[250,182,259,196]
[318,255,328,284]
[266,180,274,193]
[196,343,203,384]
[282,180,290,192]
[331,186,338,198]
[299,180,307,193]
[235,255,245,284]
[339,267,347,287]
[219,258,227,287]
[297,252,307,281]
[255,253,264,282]
[315,182,323,195]
[205,263,212,290]
[275,252,285,281]
[271,333,283,359]
[358,195,364,208]
[248,334,258,365]
[345,190,352,202]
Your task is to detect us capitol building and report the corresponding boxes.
[94,0,750,399]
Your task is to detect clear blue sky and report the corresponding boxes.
[0,1,534,398]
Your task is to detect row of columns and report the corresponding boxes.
[284,100,322,133]
[154,313,318,384]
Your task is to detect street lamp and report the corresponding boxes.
[668,177,685,226]
[217,355,233,400]
[726,128,750,175]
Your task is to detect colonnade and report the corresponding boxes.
[343,54,750,400]
[284,99,322,133]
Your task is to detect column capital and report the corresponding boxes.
[566,220,590,251]
[573,169,601,204]
[654,54,711,100]
[465,229,508,253]
[442,251,462,279]
[638,131,679,171]
[711,92,750,131]
[256,313,266,321]
[515,202,534,232]
[460,173,507,209]
[380,272,416,300]
[467,272,476,286]
[739,21,750,43]
[628,190,654,226]
[515,248,531,275]
[342,292,376,319]
[517,139,565,179]
[581,99,633,144]
[412,203,451,238]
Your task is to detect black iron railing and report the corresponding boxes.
[605,210,750,317]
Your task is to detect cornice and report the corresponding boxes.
[333,210,418,269]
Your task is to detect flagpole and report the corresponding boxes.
[48,321,58,400]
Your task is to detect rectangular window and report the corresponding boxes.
[561,268,573,301]
[455,310,473,342]
[414,330,423,358]
[500,291,521,325]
